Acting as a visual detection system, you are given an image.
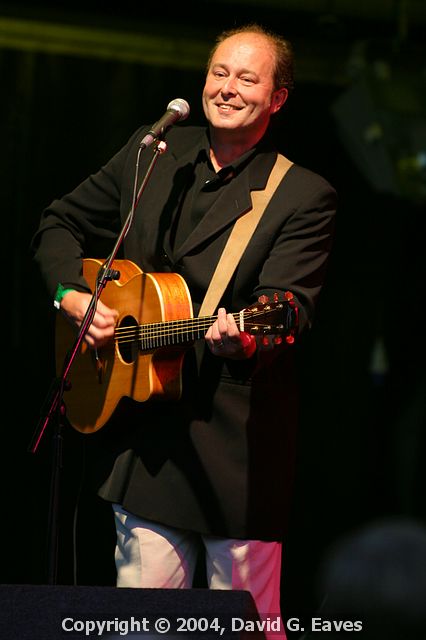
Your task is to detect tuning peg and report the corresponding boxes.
[274,335,283,345]
[273,292,279,302]
[286,334,295,345]
[258,295,269,304]
[284,291,294,301]
[257,336,273,351]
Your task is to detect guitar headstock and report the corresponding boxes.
[242,293,298,345]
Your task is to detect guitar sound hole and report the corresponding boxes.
[117,315,139,363]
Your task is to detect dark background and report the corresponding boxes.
[1,0,425,634]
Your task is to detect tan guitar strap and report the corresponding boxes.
[198,153,293,316]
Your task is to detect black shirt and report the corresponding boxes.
[172,136,256,252]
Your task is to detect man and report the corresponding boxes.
[32,24,337,638]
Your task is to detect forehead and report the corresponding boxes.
[211,33,276,75]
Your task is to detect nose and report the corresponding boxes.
[221,75,238,95]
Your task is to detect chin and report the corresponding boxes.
[211,115,242,129]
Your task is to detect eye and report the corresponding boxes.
[240,76,255,85]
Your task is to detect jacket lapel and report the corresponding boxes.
[173,150,277,262]
[135,129,205,262]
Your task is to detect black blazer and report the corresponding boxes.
[33,125,337,540]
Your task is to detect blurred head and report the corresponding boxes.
[317,519,426,640]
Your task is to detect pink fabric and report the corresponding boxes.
[113,505,286,639]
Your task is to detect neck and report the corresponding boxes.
[208,127,265,171]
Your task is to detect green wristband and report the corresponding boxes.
[53,283,75,310]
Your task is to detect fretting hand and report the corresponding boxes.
[205,307,256,360]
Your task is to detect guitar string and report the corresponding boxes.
[114,310,287,330]
[113,308,283,331]
[114,321,284,339]
[112,308,291,345]
[113,309,284,337]
[114,325,282,345]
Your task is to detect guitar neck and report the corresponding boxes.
[114,311,248,352]
[114,300,295,352]
[139,313,232,350]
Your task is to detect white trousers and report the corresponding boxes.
[113,505,286,639]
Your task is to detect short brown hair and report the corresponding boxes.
[206,23,294,93]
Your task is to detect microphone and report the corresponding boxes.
[140,98,190,148]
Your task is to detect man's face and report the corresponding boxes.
[202,32,287,142]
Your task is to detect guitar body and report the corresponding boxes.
[56,258,298,434]
[56,259,193,434]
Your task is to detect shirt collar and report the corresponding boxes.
[200,131,259,187]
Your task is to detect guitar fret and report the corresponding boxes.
[138,317,211,351]
[134,305,295,354]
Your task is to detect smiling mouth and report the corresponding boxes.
[216,104,242,111]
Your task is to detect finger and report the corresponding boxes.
[211,322,225,347]
[97,299,119,321]
[85,320,115,348]
[91,311,116,331]
[216,308,229,338]
[205,321,226,351]
[226,313,241,341]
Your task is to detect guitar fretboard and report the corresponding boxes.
[114,308,283,351]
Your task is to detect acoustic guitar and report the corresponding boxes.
[56,258,298,433]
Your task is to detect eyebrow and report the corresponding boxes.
[211,63,258,77]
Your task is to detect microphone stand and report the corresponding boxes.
[28,138,168,585]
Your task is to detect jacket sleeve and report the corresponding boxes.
[253,170,337,334]
[31,127,144,298]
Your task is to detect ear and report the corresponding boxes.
[271,88,288,114]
